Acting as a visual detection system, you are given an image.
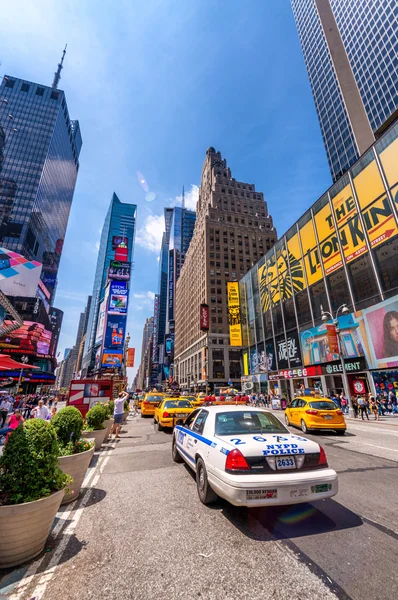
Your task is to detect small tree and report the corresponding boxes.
[85,404,106,430]
[0,420,69,505]
[52,406,84,447]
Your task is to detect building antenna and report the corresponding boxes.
[52,44,67,89]
[182,185,185,209]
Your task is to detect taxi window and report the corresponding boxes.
[289,399,298,408]
[146,395,163,403]
[192,410,208,434]
[184,410,200,429]
[309,401,337,410]
[297,399,306,408]
[215,411,288,436]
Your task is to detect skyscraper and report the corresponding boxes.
[57,295,92,388]
[174,148,277,391]
[0,56,82,299]
[82,193,136,375]
[291,0,398,181]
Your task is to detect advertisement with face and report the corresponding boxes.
[0,320,52,357]
[354,294,398,368]
[108,260,131,281]
[102,351,123,368]
[300,313,364,366]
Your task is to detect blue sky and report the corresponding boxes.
[1,0,332,382]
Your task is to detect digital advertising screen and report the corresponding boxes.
[112,236,128,249]
[108,260,131,281]
[104,314,126,349]
[0,320,52,357]
[102,350,123,368]
[108,281,128,315]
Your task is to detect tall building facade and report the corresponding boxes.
[291,0,398,182]
[174,147,277,391]
[0,73,82,298]
[82,193,136,375]
[57,295,91,389]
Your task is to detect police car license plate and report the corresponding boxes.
[276,457,295,470]
[246,489,277,500]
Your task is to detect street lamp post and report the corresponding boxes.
[320,304,355,418]
[17,355,29,393]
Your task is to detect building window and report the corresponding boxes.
[21,83,30,92]
[50,90,59,100]
[5,78,15,88]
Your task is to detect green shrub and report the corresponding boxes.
[124,399,129,411]
[58,438,94,456]
[108,400,114,416]
[0,419,70,506]
[103,403,112,419]
[52,406,84,449]
[85,404,106,430]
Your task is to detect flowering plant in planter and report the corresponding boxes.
[0,419,70,506]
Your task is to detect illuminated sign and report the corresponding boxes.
[104,314,126,349]
[168,250,174,322]
[227,282,242,346]
[112,236,128,249]
[108,260,131,281]
[108,280,128,314]
[200,304,209,331]
[0,320,52,358]
[152,294,159,363]
[126,348,135,367]
[102,350,123,368]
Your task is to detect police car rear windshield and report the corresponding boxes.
[164,400,192,408]
[309,401,337,410]
[215,411,288,436]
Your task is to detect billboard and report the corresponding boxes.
[168,250,175,322]
[165,334,174,356]
[0,320,52,357]
[112,236,128,249]
[104,314,126,349]
[300,313,364,366]
[48,307,63,357]
[227,282,242,346]
[126,348,135,367]
[102,350,123,368]
[152,295,159,363]
[0,247,42,298]
[108,260,131,281]
[276,331,302,369]
[95,299,107,345]
[353,294,398,369]
[200,304,209,331]
[108,280,128,315]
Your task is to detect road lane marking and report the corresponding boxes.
[7,445,115,600]
[348,425,398,436]
[361,443,398,452]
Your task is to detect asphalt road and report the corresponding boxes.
[1,411,397,600]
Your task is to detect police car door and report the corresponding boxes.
[176,409,200,464]
[185,409,210,463]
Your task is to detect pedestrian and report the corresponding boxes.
[46,406,57,420]
[31,399,50,420]
[340,394,348,414]
[352,398,359,418]
[0,409,24,444]
[357,395,369,420]
[0,396,12,428]
[110,390,129,440]
[370,397,379,421]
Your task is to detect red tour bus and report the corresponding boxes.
[67,379,114,417]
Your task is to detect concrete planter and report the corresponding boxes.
[0,488,64,568]
[122,410,129,424]
[104,418,113,440]
[82,427,107,451]
[58,445,95,505]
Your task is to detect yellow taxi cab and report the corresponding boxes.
[154,398,193,430]
[141,393,165,417]
[285,396,346,435]
[191,393,206,407]
[138,394,145,408]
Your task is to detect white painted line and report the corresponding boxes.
[348,425,398,436]
[8,445,115,600]
[361,443,398,452]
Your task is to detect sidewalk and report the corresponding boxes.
[267,407,398,428]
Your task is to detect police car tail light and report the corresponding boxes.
[163,411,171,418]
[305,409,318,415]
[225,449,250,471]
[318,446,328,467]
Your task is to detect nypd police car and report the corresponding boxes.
[172,405,338,507]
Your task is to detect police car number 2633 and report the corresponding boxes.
[171,406,338,507]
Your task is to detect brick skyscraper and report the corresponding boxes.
[175,147,277,391]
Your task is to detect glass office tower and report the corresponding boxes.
[82,193,136,375]
[0,75,82,298]
[291,0,398,182]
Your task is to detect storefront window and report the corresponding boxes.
[263,308,272,340]
[373,235,398,299]
[347,253,381,310]
[327,270,352,312]
[254,291,264,343]
[272,303,283,336]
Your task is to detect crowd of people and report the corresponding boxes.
[0,392,58,443]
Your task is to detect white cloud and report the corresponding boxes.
[135,214,164,253]
[171,184,199,211]
[132,290,156,311]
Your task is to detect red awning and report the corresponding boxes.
[0,354,40,369]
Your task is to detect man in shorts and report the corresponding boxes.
[110,390,129,439]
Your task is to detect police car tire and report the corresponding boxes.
[196,458,218,505]
[172,436,183,463]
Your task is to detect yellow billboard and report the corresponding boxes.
[227,282,243,346]
[379,135,398,190]
[299,218,323,285]
[286,232,306,294]
[353,159,385,211]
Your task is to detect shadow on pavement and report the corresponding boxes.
[81,487,107,508]
[221,498,363,541]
